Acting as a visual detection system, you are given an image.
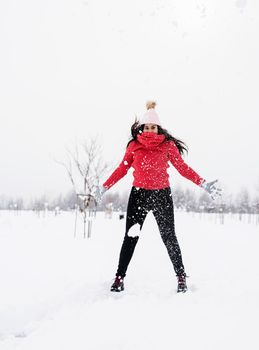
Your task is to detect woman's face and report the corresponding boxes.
[143,123,158,133]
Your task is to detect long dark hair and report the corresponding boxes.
[127,120,188,156]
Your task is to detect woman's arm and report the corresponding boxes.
[102,143,134,190]
[168,141,204,186]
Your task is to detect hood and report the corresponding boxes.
[137,132,165,149]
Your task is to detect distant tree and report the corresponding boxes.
[172,186,185,210]
[119,190,130,212]
[56,138,109,237]
[63,190,77,210]
[236,188,251,214]
[184,189,197,212]
[102,191,129,212]
[0,195,9,209]
[30,195,48,212]
[251,182,259,214]
[57,138,108,195]
[197,192,212,212]
[15,197,24,211]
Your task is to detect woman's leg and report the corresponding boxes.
[115,187,149,278]
[152,188,185,276]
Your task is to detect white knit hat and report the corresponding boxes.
[139,101,162,126]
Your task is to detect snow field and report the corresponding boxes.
[0,210,258,350]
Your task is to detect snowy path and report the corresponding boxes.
[0,210,258,350]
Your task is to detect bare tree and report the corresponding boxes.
[57,137,109,238]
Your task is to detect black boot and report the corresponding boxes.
[110,276,124,292]
[177,274,187,293]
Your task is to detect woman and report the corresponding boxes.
[98,101,221,293]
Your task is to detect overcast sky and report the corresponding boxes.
[1,0,258,201]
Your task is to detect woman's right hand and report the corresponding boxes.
[95,186,107,204]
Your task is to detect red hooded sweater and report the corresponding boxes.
[103,132,204,190]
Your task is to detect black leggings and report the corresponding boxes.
[115,187,185,278]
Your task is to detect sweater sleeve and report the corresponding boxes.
[168,141,204,186]
[103,143,134,190]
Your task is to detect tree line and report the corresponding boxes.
[1,186,259,214]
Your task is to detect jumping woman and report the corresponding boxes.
[97,101,221,293]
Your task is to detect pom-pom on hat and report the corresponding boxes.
[139,101,162,126]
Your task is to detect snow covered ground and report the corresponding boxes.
[0,209,258,350]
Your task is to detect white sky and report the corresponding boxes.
[0,0,259,200]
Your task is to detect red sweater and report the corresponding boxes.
[103,132,204,190]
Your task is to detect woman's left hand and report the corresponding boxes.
[200,179,222,200]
